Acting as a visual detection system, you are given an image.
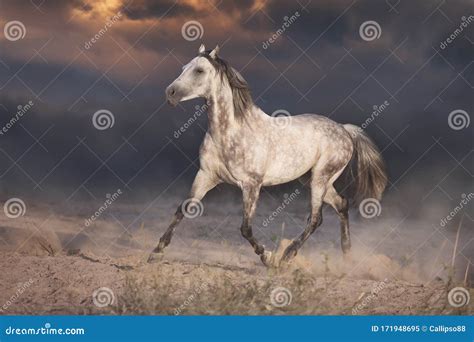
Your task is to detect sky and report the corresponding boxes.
[0,0,472,209]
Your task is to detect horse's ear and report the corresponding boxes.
[198,44,206,54]
[209,45,220,59]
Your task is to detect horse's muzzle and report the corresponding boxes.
[165,84,180,106]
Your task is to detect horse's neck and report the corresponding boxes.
[206,90,265,138]
[207,94,233,135]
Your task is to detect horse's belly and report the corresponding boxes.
[262,157,314,186]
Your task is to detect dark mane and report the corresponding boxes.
[200,52,254,119]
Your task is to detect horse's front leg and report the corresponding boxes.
[147,169,218,263]
[240,183,273,267]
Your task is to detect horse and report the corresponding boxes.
[147,44,387,267]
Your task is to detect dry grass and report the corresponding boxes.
[108,259,468,315]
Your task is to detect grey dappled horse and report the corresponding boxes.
[148,44,387,267]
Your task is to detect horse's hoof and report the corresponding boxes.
[147,252,164,264]
[280,247,297,265]
[260,251,274,267]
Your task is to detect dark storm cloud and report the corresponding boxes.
[120,0,260,21]
[217,0,258,16]
[0,0,89,19]
[120,0,196,20]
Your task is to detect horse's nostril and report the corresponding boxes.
[166,85,178,106]
[167,86,176,97]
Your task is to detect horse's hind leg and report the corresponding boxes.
[147,169,218,263]
[324,186,351,254]
[281,173,327,264]
[240,183,272,266]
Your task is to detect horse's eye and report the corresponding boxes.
[195,68,204,74]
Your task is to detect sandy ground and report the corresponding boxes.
[0,195,472,315]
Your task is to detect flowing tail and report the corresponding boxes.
[342,124,388,204]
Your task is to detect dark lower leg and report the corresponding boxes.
[241,222,265,259]
[240,184,271,265]
[339,199,351,254]
[324,186,351,255]
[150,205,184,254]
[281,207,322,263]
[147,170,217,263]
[340,221,351,253]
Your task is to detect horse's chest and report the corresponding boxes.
[201,131,266,185]
[216,141,264,184]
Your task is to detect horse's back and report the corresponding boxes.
[288,113,353,149]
